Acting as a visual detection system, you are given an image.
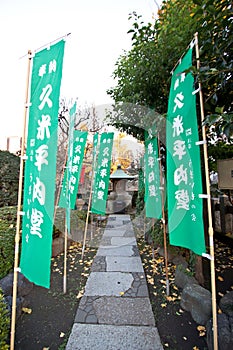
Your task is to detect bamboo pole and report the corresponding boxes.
[151,218,155,259]
[90,213,94,240]
[10,50,32,350]
[81,179,94,260]
[81,132,99,260]
[63,212,68,293]
[55,146,68,293]
[194,32,218,350]
[63,111,75,293]
[54,145,68,294]
[54,151,68,294]
[53,145,68,221]
[81,151,96,260]
[158,133,170,296]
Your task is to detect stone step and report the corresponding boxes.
[66,324,163,350]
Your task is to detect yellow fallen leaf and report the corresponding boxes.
[147,278,154,285]
[119,292,124,296]
[193,347,199,350]
[217,276,224,282]
[183,336,187,340]
[197,325,206,331]
[218,309,222,314]
[77,290,84,299]
[60,332,65,338]
[160,279,166,284]
[22,307,32,314]
[42,347,50,350]
[161,303,167,308]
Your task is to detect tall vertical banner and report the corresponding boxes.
[91,132,113,215]
[144,135,162,218]
[59,130,88,209]
[20,40,65,288]
[166,45,206,255]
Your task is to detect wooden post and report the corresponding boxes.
[151,218,155,259]
[81,133,98,260]
[219,196,226,235]
[211,198,216,232]
[53,146,68,221]
[63,215,68,294]
[81,184,93,260]
[195,32,218,350]
[158,133,170,296]
[10,50,32,350]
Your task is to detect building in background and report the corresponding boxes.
[1,136,22,154]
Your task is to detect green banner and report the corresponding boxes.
[166,46,206,255]
[59,130,88,209]
[91,132,113,215]
[59,102,76,235]
[144,136,162,218]
[20,40,65,288]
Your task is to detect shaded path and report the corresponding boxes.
[66,214,163,350]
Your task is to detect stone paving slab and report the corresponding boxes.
[84,272,134,296]
[106,256,144,272]
[96,245,135,257]
[91,256,106,272]
[66,324,163,350]
[85,271,149,298]
[110,236,137,246]
[103,228,127,237]
[103,228,135,237]
[75,296,155,326]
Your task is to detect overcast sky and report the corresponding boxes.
[0,0,162,150]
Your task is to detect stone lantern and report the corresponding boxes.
[107,164,135,214]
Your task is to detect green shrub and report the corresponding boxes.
[147,219,165,247]
[136,168,145,215]
[0,207,17,279]
[0,288,10,349]
[0,229,15,279]
[0,151,20,208]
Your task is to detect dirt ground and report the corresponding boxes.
[14,231,233,350]
[14,242,97,350]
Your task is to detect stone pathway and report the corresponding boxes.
[66,214,163,350]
